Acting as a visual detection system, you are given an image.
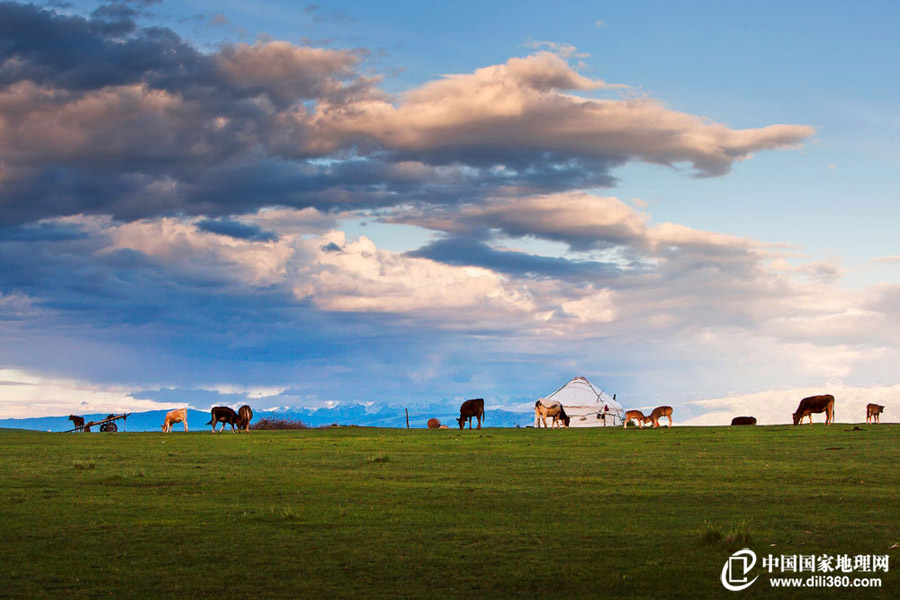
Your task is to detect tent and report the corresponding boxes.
[540,376,625,427]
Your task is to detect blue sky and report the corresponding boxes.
[1,0,898,424]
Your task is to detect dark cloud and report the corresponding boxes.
[0,221,89,242]
[196,218,278,242]
[408,235,624,281]
[0,2,812,237]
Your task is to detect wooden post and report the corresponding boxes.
[405,408,410,429]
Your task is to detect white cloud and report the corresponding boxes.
[306,52,814,176]
[0,367,173,418]
[292,232,538,318]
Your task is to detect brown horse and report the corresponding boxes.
[866,403,884,424]
[534,399,570,428]
[792,395,834,425]
[623,410,646,428]
[68,415,85,432]
[644,406,673,428]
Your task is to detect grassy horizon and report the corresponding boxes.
[1,425,897,598]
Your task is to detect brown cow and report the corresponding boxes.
[644,406,673,428]
[730,416,757,426]
[792,394,834,425]
[207,406,239,433]
[161,408,188,433]
[457,398,485,429]
[866,403,884,424]
[534,399,570,428]
[235,405,253,432]
[68,415,85,432]
[623,410,646,429]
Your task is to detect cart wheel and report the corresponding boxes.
[100,422,118,433]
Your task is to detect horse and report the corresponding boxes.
[68,415,85,432]
[866,403,884,424]
[644,406,673,428]
[623,410,646,428]
[534,399,570,428]
[792,395,834,425]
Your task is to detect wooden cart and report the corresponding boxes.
[65,413,130,433]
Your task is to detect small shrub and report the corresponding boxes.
[366,454,390,464]
[73,459,95,470]
[250,418,308,430]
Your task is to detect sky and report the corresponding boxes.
[1,0,899,424]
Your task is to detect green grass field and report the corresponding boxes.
[1,425,897,599]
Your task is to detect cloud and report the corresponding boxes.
[2,205,900,419]
[195,218,278,242]
[0,3,813,225]
[307,51,814,177]
[0,366,172,418]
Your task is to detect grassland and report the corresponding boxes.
[0,425,897,599]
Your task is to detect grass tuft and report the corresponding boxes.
[724,520,753,548]
[701,520,752,549]
[366,454,390,463]
[72,458,95,470]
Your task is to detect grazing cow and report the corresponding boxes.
[457,398,485,430]
[645,406,674,428]
[866,403,884,424]
[623,410,646,429]
[207,406,239,433]
[161,408,188,433]
[534,399,570,428]
[68,415,85,432]
[731,416,757,426]
[792,394,835,425]
[235,405,253,432]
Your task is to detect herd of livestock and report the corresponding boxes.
[67,394,887,433]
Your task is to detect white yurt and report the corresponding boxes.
[540,376,625,427]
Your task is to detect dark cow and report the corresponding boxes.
[866,403,884,424]
[792,394,835,425]
[730,416,757,426]
[207,406,239,433]
[68,415,85,432]
[457,398,485,430]
[235,405,253,432]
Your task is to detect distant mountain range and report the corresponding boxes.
[0,403,535,432]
